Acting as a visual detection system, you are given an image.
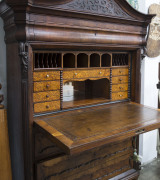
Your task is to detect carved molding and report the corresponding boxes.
[19,42,29,79]
[58,0,132,19]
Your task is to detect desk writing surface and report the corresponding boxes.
[34,102,160,155]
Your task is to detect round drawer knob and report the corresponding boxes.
[119,94,123,97]
[46,95,49,98]
[46,84,50,88]
[119,87,123,89]
[46,105,50,109]
[119,71,122,73]
[119,79,122,81]
[75,73,77,75]
[46,74,50,78]
[99,72,102,74]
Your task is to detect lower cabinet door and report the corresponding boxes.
[36,139,133,180]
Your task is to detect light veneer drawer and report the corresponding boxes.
[33,91,60,103]
[33,71,60,82]
[112,76,128,84]
[34,81,60,92]
[112,84,128,92]
[63,69,110,79]
[112,68,129,76]
[112,91,128,101]
[34,100,60,113]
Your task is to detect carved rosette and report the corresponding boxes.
[19,42,29,79]
[58,0,132,19]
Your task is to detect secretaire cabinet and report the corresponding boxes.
[0,0,160,180]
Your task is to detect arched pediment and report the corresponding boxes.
[55,0,132,19]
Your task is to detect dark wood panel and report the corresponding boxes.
[36,138,133,180]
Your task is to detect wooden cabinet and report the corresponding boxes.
[0,0,157,180]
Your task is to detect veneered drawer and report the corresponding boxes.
[63,69,110,79]
[112,68,129,76]
[112,84,128,92]
[34,100,60,113]
[34,81,60,92]
[112,91,128,101]
[112,76,128,84]
[33,90,60,103]
[33,71,60,81]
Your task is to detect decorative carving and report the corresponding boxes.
[19,42,29,78]
[146,4,160,58]
[59,0,132,19]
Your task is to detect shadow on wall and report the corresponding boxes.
[0,18,7,107]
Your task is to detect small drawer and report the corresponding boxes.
[112,68,129,76]
[33,71,60,82]
[112,91,128,101]
[34,81,60,92]
[33,90,60,103]
[63,69,110,79]
[34,100,60,113]
[112,76,128,84]
[112,84,128,92]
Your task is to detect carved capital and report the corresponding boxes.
[19,42,29,79]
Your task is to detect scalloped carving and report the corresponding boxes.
[58,0,132,19]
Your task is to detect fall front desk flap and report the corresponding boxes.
[34,102,160,155]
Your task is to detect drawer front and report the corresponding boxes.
[112,76,128,84]
[33,91,60,103]
[33,71,60,82]
[112,91,128,101]
[112,68,129,76]
[36,139,133,180]
[34,81,60,92]
[34,100,60,113]
[63,69,110,79]
[112,84,128,92]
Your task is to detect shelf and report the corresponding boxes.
[34,102,160,155]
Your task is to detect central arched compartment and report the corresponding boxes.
[63,78,110,108]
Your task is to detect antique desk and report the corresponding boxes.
[0,0,159,180]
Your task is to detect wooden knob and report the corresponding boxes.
[75,73,77,76]
[46,84,50,88]
[119,94,123,97]
[46,95,49,98]
[99,72,102,74]
[119,86,123,89]
[119,79,122,81]
[46,105,50,109]
[46,74,50,78]
[119,70,122,73]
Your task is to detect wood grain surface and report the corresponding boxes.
[34,102,160,155]
[0,110,12,180]
[34,81,60,92]
[33,71,60,81]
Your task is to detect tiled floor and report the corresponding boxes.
[138,157,160,180]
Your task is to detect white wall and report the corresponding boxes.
[0,18,7,107]
[138,0,160,164]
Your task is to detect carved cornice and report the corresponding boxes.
[19,42,29,79]
[58,0,132,19]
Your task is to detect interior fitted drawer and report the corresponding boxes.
[34,81,60,92]
[63,69,110,79]
[33,71,60,81]
[33,90,60,103]
[112,76,128,84]
[112,91,128,101]
[112,68,129,76]
[112,84,128,92]
[34,100,60,113]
